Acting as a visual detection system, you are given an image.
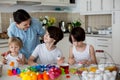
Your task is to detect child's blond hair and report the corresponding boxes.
[8,37,23,49]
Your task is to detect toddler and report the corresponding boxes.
[3,37,25,68]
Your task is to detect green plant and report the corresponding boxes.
[72,20,81,27]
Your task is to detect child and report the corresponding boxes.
[2,37,25,67]
[28,26,65,66]
[68,27,97,65]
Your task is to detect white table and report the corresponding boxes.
[0,64,81,80]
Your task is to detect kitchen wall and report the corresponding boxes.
[0,12,85,32]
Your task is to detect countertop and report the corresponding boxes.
[64,33,112,38]
[0,64,80,80]
[0,64,120,80]
[0,39,8,44]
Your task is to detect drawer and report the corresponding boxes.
[95,44,112,55]
[96,37,112,44]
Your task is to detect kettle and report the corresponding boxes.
[59,21,66,32]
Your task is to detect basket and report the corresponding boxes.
[76,50,120,80]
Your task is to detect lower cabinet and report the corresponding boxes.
[57,34,71,62]
[85,36,112,63]
[86,36,112,55]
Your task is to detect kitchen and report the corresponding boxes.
[0,0,120,80]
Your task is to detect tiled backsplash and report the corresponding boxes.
[86,14,112,32]
[0,12,111,33]
[0,12,85,32]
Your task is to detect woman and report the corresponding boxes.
[7,9,45,60]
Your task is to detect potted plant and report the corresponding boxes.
[72,20,81,28]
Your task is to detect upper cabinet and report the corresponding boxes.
[17,0,74,7]
[113,0,120,10]
[79,0,113,15]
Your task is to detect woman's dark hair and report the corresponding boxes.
[47,26,63,45]
[69,27,85,43]
[13,9,31,24]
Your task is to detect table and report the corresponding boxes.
[0,64,81,80]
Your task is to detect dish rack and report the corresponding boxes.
[76,50,120,80]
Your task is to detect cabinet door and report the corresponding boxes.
[112,11,120,64]
[57,35,71,62]
[79,0,88,12]
[85,36,96,50]
[91,0,101,12]
[102,0,113,11]
[113,0,120,10]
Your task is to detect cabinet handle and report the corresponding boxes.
[97,39,108,41]
[90,0,92,11]
[97,45,108,47]
[87,1,88,11]
[101,0,103,10]
[113,12,115,24]
[113,0,115,9]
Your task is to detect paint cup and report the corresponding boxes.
[60,63,69,74]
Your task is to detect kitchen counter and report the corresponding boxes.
[86,33,112,38]
[0,39,8,44]
[64,33,112,38]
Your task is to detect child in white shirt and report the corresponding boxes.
[28,26,65,66]
[3,37,25,68]
[68,27,97,65]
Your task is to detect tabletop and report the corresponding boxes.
[0,64,81,80]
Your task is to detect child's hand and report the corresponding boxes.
[2,57,7,64]
[17,57,24,65]
[68,58,76,65]
[1,51,11,57]
[57,57,65,65]
[79,60,91,65]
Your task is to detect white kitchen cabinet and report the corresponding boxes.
[86,36,112,54]
[112,11,120,64]
[95,37,112,55]
[57,34,71,62]
[90,0,101,12]
[86,36,112,63]
[113,0,120,10]
[17,0,72,7]
[79,0,113,14]
[102,0,113,11]
[85,36,96,49]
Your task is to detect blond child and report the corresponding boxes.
[3,37,25,67]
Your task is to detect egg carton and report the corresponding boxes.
[77,50,120,80]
